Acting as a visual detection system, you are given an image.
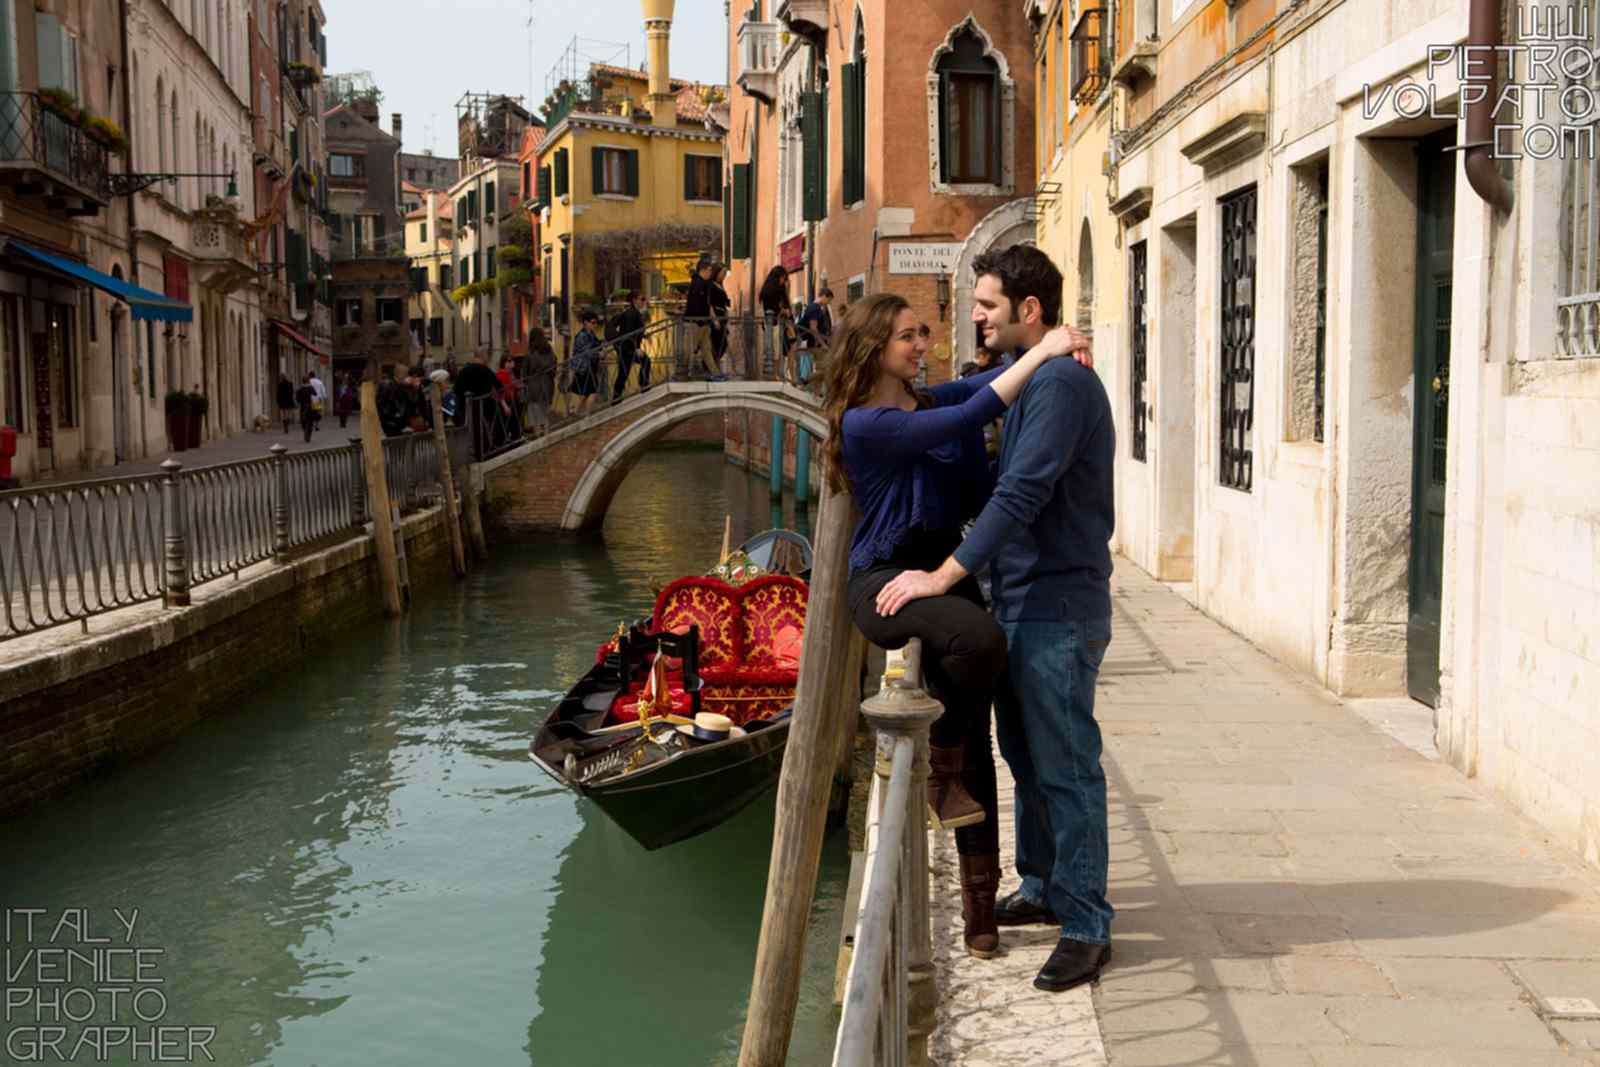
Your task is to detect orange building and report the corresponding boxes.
[723,0,1038,383]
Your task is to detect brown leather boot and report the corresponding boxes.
[959,852,1002,958]
[927,745,985,830]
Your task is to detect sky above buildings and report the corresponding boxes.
[324,0,728,156]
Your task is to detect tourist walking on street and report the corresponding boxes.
[294,375,317,443]
[334,372,355,429]
[524,327,556,436]
[875,245,1113,993]
[308,370,326,432]
[824,292,1090,962]
[760,266,797,384]
[276,375,296,434]
[569,310,603,416]
[797,286,834,385]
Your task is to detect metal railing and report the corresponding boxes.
[834,640,940,1067]
[0,91,110,200]
[458,313,827,462]
[0,428,466,640]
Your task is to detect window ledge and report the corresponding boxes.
[595,193,637,201]
[685,198,724,206]
[931,181,1010,197]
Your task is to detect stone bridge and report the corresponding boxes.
[478,381,826,531]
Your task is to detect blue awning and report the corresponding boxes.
[0,238,194,322]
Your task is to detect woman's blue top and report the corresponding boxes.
[841,367,1006,575]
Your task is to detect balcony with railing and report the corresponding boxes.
[1070,7,1110,106]
[738,18,782,103]
[0,92,110,216]
[773,0,827,37]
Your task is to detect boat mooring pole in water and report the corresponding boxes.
[739,479,859,1066]
[795,351,812,507]
[359,381,405,617]
[430,382,467,578]
[770,416,784,498]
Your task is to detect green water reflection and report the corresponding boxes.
[1,445,840,1066]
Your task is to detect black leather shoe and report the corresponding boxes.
[1033,937,1111,992]
[993,889,1055,927]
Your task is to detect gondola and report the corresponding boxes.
[529,528,812,850]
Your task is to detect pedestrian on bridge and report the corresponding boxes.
[611,290,649,402]
[760,265,797,384]
[524,327,556,436]
[824,291,1090,963]
[569,310,602,416]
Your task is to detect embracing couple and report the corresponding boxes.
[821,245,1116,993]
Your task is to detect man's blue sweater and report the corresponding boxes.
[952,356,1115,622]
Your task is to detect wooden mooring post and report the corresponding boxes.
[430,381,468,577]
[739,479,859,1066]
[358,380,404,617]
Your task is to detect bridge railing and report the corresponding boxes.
[833,640,939,1067]
[0,429,466,641]
[459,314,830,462]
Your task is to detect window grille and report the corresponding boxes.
[1130,240,1149,461]
[1557,0,1600,356]
[1314,165,1328,441]
[1219,185,1257,491]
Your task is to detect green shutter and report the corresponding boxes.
[537,165,551,205]
[802,90,824,221]
[711,157,723,201]
[731,162,751,260]
[684,155,696,202]
[592,146,605,194]
[625,150,639,197]
[819,85,828,212]
[486,181,495,216]
[555,148,569,196]
[841,63,859,205]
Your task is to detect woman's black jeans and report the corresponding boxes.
[849,565,1005,856]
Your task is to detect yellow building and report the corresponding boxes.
[404,190,465,362]
[533,2,725,342]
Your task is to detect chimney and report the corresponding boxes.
[640,0,676,122]
[392,113,403,144]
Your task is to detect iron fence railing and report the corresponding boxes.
[0,428,467,640]
[834,641,939,1067]
[460,313,828,462]
[0,91,110,198]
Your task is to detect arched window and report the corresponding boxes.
[936,25,1001,185]
[1076,218,1094,329]
[841,14,867,205]
[170,92,180,204]
[195,115,204,206]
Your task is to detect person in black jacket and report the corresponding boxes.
[683,259,721,379]
[612,290,650,400]
[276,375,296,434]
[709,265,732,375]
[759,265,796,383]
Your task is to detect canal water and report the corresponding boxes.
[2,445,847,1066]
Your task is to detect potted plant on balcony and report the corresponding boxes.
[285,61,321,88]
[82,115,128,154]
[186,391,208,449]
[36,87,81,125]
[164,390,191,452]
[377,321,402,341]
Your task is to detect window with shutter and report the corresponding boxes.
[486,181,496,217]
[538,165,551,204]
[731,162,751,259]
[624,150,639,197]
[684,156,721,202]
[841,61,865,205]
[488,245,497,279]
[801,91,824,221]
[467,189,478,224]
[936,27,1001,185]
[554,148,569,196]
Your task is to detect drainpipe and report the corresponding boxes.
[1462,0,1513,212]
[119,0,147,455]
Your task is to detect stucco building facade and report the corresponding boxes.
[1029,0,1600,866]
[725,0,1038,384]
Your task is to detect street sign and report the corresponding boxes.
[887,242,962,275]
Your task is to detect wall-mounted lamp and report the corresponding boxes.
[935,275,951,321]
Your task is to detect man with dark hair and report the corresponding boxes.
[683,258,721,379]
[875,243,1115,994]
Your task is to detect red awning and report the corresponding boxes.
[271,319,329,359]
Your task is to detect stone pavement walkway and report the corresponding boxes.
[931,558,1600,1065]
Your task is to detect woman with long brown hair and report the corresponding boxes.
[822,292,1085,958]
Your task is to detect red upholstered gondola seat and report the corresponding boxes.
[607,574,810,727]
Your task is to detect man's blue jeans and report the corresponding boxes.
[994,617,1114,945]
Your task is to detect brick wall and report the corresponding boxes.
[0,511,454,819]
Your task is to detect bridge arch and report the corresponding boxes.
[561,387,827,531]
